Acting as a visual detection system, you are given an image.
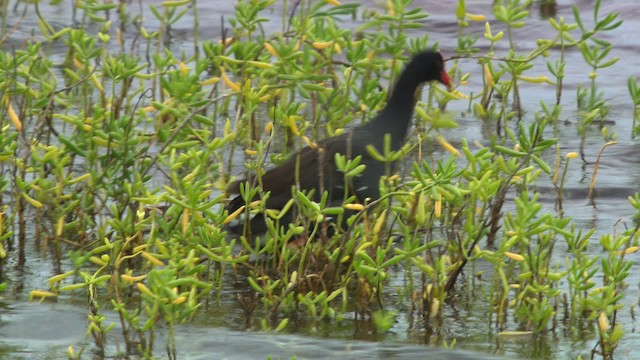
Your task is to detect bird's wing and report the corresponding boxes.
[226,135,346,211]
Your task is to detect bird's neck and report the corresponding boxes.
[375,70,422,143]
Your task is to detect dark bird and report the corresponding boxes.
[226,50,453,236]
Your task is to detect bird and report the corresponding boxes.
[226,50,453,236]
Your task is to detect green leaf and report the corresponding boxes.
[58,136,87,157]
[494,145,526,157]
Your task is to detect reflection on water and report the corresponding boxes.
[538,2,558,19]
[0,302,504,360]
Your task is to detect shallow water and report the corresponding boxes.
[1,302,508,360]
[1,0,640,359]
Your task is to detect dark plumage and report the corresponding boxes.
[226,50,453,235]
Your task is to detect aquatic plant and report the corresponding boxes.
[0,0,634,359]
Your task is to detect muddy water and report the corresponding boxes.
[1,0,640,359]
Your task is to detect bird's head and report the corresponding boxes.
[411,50,453,89]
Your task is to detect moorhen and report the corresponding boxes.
[226,50,453,235]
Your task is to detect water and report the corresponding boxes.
[1,0,639,359]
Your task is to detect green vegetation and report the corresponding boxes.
[0,0,635,359]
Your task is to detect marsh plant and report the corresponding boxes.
[0,0,634,359]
